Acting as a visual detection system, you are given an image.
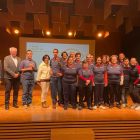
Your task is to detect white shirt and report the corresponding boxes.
[11,55,18,67]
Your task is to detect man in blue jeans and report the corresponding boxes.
[50,49,64,109]
[19,50,37,109]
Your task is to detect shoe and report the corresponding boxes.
[126,104,131,108]
[135,105,140,111]
[88,106,93,110]
[122,104,126,108]
[64,106,68,110]
[109,104,114,109]
[76,101,79,104]
[42,101,49,108]
[5,105,9,110]
[72,105,77,109]
[99,105,106,110]
[78,105,82,110]
[59,103,64,108]
[23,105,28,109]
[131,104,138,109]
[104,103,109,107]
[52,103,56,109]
[82,103,86,108]
[116,104,121,109]
[93,106,97,110]
[28,104,34,108]
[13,104,19,108]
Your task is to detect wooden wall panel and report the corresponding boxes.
[84,23,93,36]
[20,21,33,34]
[50,0,73,3]
[53,23,66,35]
[0,12,8,27]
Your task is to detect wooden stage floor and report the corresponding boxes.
[0,88,140,123]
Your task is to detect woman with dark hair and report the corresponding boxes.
[107,55,123,109]
[58,56,78,110]
[36,54,50,108]
[92,57,107,110]
[129,58,140,110]
[78,59,93,110]
[61,51,68,66]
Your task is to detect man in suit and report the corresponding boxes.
[4,47,21,110]
[0,60,3,85]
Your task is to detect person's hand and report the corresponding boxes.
[105,84,108,87]
[37,82,40,85]
[29,64,35,68]
[28,67,33,71]
[92,83,95,86]
[50,70,53,76]
[56,72,62,77]
[56,56,60,63]
[120,83,123,86]
[14,74,19,78]
[0,81,2,84]
[85,80,90,85]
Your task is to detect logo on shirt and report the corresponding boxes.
[72,68,75,69]
[91,64,93,65]
[88,70,90,71]
[116,67,120,68]
[100,67,103,69]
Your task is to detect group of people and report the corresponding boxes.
[0,47,140,111]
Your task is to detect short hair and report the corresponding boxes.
[95,56,101,64]
[9,47,17,52]
[61,51,68,57]
[131,57,137,61]
[102,55,107,59]
[67,56,73,61]
[53,49,58,52]
[75,53,81,57]
[42,54,50,61]
[26,50,32,53]
[119,53,125,56]
[110,55,118,61]
[91,54,94,56]
[86,54,91,57]
[123,57,129,61]
[82,59,88,64]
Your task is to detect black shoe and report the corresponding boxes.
[109,104,114,109]
[116,104,121,109]
[104,103,109,107]
[76,101,79,104]
[82,103,86,108]
[72,105,77,109]
[5,105,9,110]
[13,104,19,108]
[88,106,93,110]
[78,105,82,110]
[64,106,68,110]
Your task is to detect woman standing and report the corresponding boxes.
[58,56,78,110]
[78,60,93,110]
[36,55,50,108]
[93,57,107,110]
[107,55,123,109]
[129,58,140,110]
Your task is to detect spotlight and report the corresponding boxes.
[46,31,51,35]
[14,29,19,34]
[68,32,73,36]
[98,33,102,37]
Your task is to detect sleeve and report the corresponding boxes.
[134,66,140,85]
[4,57,15,77]
[34,62,38,72]
[104,66,107,85]
[36,64,42,81]
[88,69,93,81]
[120,66,124,76]
[0,60,3,81]
[19,61,24,72]
[78,69,87,82]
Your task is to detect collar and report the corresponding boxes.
[96,64,101,67]
[42,61,49,66]
[11,55,17,59]
[83,67,88,70]
[88,61,91,64]
[27,58,32,61]
[68,64,73,68]
[111,64,117,67]
[75,60,80,63]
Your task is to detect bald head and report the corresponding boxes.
[86,54,91,62]
[9,47,17,58]
[70,52,75,59]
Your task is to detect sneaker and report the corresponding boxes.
[28,104,34,108]
[126,104,131,108]
[104,103,109,107]
[88,106,93,110]
[93,106,97,110]
[135,106,140,111]
[109,104,114,109]
[72,105,77,109]
[52,103,56,109]
[131,104,137,109]
[116,104,121,109]
[23,105,27,109]
[64,106,68,110]
[59,104,64,108]
[78,105,82,110]
[99,105,106,110]
[122,104,126,108]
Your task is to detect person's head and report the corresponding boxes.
[86,54,91,62]
[119,53,125,61]
[42,54,50,64]
[102,55,107,64]
[75,53,81,62]
[61,51,68,60]
[130,58,137,66]
[26,50,33,59]
[82,59,88,69]
[91,54,94,62]
[67,56,73,65]
[123,57,129,66]
[9,47,17,58]
[53,49,58,58]
[96,57,102,65]
[70,52,75,59]
[106,55,110,62]
[110,55,118,65]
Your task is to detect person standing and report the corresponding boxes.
[61,51,68,66]
[19,50,37,109]
[117,53,125,65]
[50,49,64,109]
[107,55,124,109]
[4,47,21,110]
[93,57,107,110]
[0,60,3,85]
[36,55,50,108]
[78,60,93,110]
[70,52,75,60]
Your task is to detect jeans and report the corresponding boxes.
[22,79,35,105]
[63,82,76,107]
[121,87,129,104]
[50,77,63,104]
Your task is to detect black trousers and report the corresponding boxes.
[103,86,109,104]
[5,78,20,105]
[108,83,120,104]
[129,83,140,104]
[91,86,94,104]
[79,86,92,107]
[94,84,104,106]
